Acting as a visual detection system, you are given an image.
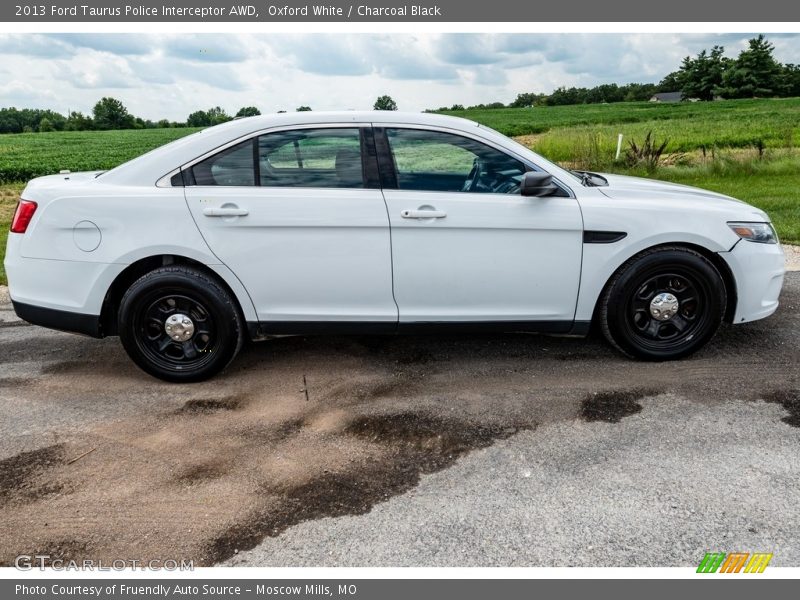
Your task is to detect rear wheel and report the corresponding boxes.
[600,246,726,360]
[118,266,243,382]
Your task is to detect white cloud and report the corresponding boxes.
[0,33,796,120]
[0,80,57,103]
[52,49,137,89]
[44,33,154,56]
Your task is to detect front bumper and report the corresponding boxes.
[720,239,785,324]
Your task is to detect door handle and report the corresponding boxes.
[401,209,447,219]
[203,207,249,217]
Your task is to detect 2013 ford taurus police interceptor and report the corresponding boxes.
[4,112,785,382]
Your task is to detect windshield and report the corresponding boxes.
[476,123,595,185]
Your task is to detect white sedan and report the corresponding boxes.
[4,112,785,382]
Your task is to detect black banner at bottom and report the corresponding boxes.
[3,579,797,600]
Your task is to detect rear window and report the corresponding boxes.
[258,128,364,188]
[187,128,365,189]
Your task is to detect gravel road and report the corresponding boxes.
[0,272,798,567]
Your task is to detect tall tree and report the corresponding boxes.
[187,107,231,127]
[92,97,135,130]
[186,110,210,127]
[677,46,729,101]
[718,35,785,98]
[205,106,231,125]
[509,92,545,108]
[235,106,261,117]
[783,64,800,97]
[65,111,93,131]
[373,95,398,111]
[657,70,683,93]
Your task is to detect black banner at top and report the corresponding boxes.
[3,0,800,22]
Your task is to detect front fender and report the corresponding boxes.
[574,232,731,322]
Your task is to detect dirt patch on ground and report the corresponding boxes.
[178,397,243,413]
[0,382,539,566]
[760,389,800,428]
[208,412,535,563]
[0,444,66,507]
[581,389,660,423]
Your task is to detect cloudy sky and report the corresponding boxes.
[0,33,798,120]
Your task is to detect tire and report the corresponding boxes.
[118,266,244,382]
[599,246,726,361]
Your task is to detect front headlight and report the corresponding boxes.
[728,222,778,244]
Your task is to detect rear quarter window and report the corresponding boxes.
[191,140,255,186]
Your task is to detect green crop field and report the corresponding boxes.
[442,98,800,246]
[1,97,799,286]
[440,98,800,155]
[1,184,21,285]
[0,128,198,183]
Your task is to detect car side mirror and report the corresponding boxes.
[520,171,559,197]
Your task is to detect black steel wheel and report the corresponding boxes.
[118,266,243,382]
[600,246,726,360]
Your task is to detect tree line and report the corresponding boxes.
[446,35,800,109]
[0,95,398,134]
[664,35,799,101]
[0,99,260,134]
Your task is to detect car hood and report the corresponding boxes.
[597,172,741,203]
[593,172,771,221]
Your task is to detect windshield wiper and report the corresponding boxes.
[570,170,593,186]
[571,170,608,187]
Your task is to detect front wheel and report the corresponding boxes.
[118,266,244,382]
[600,246,726,360]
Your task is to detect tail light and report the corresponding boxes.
[10,199,37,234]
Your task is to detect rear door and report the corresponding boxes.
[184,125,397,331]
[375,125,584,328]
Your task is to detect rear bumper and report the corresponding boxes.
[12,301,103,338]
[5,234,125,315]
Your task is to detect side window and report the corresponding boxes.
[258,128,364,188]
[191,140,255,186]
[385,128,527,194]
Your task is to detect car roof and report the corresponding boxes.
[100,112,484,186]
[225,110,480,128]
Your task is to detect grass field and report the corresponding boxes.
[1,184,21,285]
[1,98,799,286]
[441,98,800,155]
[0,128,198,183]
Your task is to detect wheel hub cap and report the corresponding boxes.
[164,313,195,341]
[649,293,680,321]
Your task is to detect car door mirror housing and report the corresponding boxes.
[520,171,559,197]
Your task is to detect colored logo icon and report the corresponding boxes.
[697,552,773,573]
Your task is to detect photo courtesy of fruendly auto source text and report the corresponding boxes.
[0,0,799,597]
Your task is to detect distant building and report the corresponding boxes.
[649,91,683,103]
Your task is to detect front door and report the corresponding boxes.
[376,126,583,328]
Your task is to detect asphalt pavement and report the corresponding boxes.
[1,274,798,567]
